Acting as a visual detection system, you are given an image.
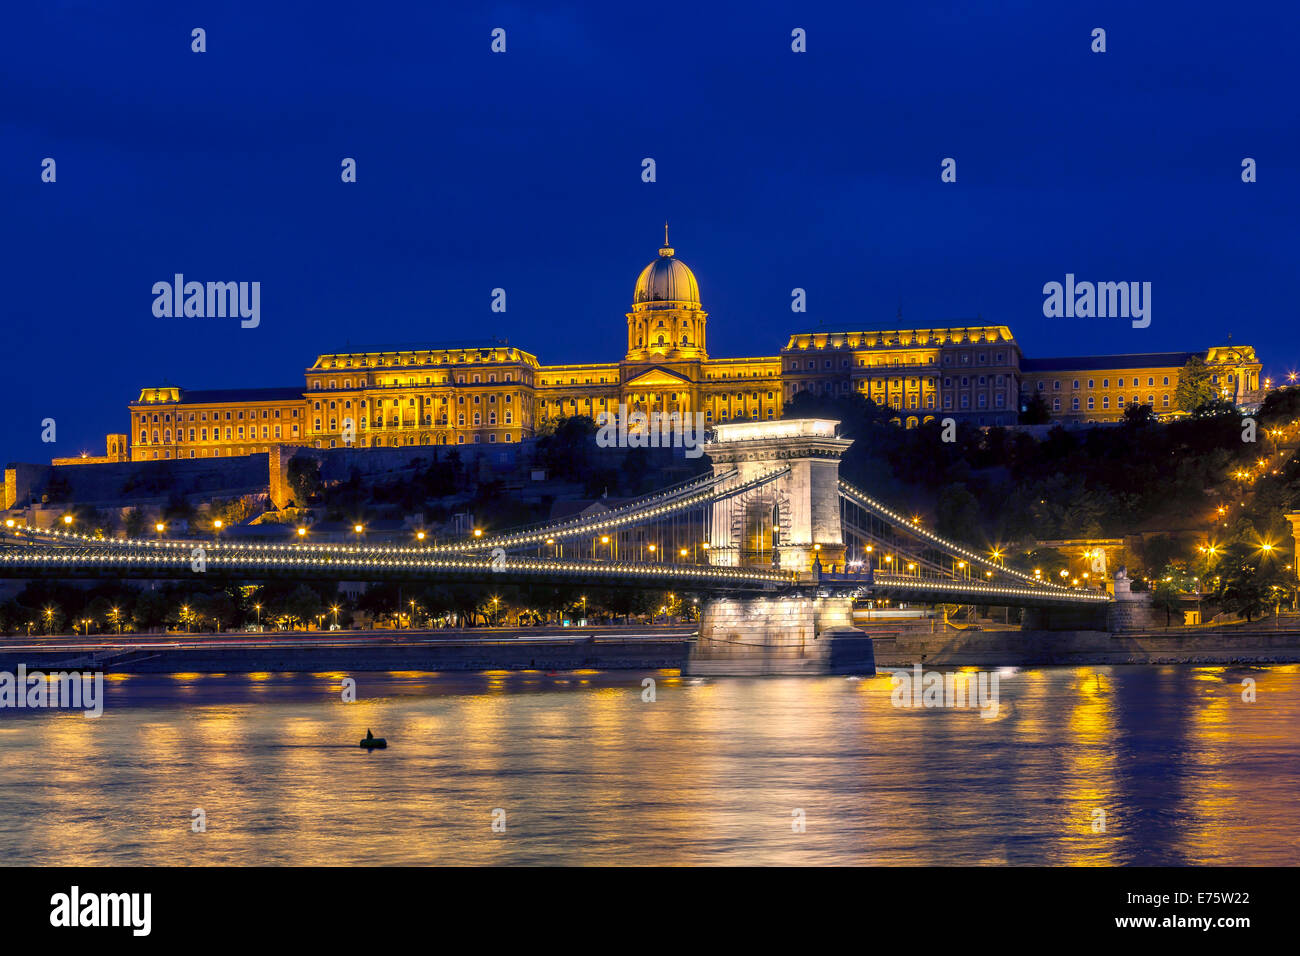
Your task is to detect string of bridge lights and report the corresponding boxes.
[868,572,1112,604]
[0,547,796,585]
[3,466,791,559]
[438,466,789,552]
[837,478,1078,593]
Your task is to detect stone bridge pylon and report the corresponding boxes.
[704,418,853,572]
[688,419,875,676]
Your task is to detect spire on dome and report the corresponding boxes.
[659,221,674,257]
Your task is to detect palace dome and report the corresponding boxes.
[633,230,699,309]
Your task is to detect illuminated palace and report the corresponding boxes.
[102,231,1263,464]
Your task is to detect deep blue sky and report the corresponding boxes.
[3,1,1297,463]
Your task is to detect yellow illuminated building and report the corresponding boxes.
[1020,346,1262,424]
[103,230,1265,464]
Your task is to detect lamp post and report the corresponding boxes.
[254,603,262,629]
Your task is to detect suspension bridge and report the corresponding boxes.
[0,419,1111,673]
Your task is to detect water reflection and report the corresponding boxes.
[0,666,1297,865]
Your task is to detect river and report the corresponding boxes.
[1,665,1297,865]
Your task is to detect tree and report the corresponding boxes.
[132,591,169,632]
[1123,402,1157,427]
[935,483,981,542]
[1019,392,1051,425]
[1151,579,1182,628]
[287,456,323,507]
[123,508,146,538]
[1175,355,1217,412]
[277,584,323,629]
[1211,545,1286,622]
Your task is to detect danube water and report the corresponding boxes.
[1,666,1297,865]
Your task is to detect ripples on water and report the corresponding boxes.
[0,666,1297,865]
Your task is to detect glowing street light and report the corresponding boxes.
[62,514,73,526]
[297,527,307,537]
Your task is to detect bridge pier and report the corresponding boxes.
[688,592,875,676]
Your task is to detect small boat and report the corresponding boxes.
[359,729,387,749]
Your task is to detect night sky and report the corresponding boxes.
[3,1,1296,464]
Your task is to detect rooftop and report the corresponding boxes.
[1021,353,1196,373]
[131,386,304,405]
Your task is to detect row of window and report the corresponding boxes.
[139,424,301,444]
[312,394,517,411]
[136,408,298,425]
[313,432,517,448]
[1036,376,1173,391]
[314,412,516,430]
[1052,394,1172,411]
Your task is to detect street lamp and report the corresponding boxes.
[297,526,307,538]
[155,522,165,538]
[62,514,73,526]
[254,603,262,628]
[331,605,340,628]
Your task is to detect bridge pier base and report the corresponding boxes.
[688,593,876,676]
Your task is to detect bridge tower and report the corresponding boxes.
[689,419,875,676]
[705,419,852,572]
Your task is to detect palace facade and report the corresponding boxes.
[105,232,1263,464]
